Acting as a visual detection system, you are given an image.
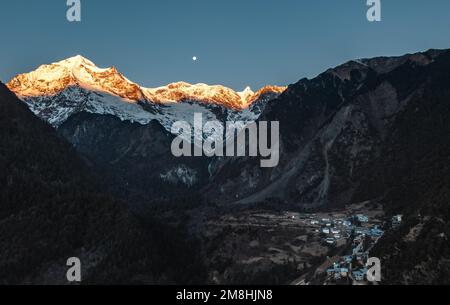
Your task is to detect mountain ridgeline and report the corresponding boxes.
[204,50,449,207]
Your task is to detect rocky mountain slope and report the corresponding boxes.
[205,49,449,208]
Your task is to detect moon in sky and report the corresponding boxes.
[192,56,197,61]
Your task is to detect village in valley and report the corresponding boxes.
[190,200,403,285]
[288,202,403,285]
[320,213,402,284]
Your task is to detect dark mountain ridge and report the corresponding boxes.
[0,82,205,284]
[205,49,449,208]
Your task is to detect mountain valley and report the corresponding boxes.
[2,49,450,284]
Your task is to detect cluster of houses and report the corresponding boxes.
[314,215,371,246]
[324,214,388,284]
[288,210,404,285]
[311,217,350,245]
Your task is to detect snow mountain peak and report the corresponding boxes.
[6,56,286,142]
[59,55,97,68]
[8,56,286,109]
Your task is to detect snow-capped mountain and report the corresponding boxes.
[7,55,286,142]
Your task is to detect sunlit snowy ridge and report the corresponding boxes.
[7,55,286,143]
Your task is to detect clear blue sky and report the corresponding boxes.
[1,0,450,90]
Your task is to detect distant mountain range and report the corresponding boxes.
[2,49,450,284]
